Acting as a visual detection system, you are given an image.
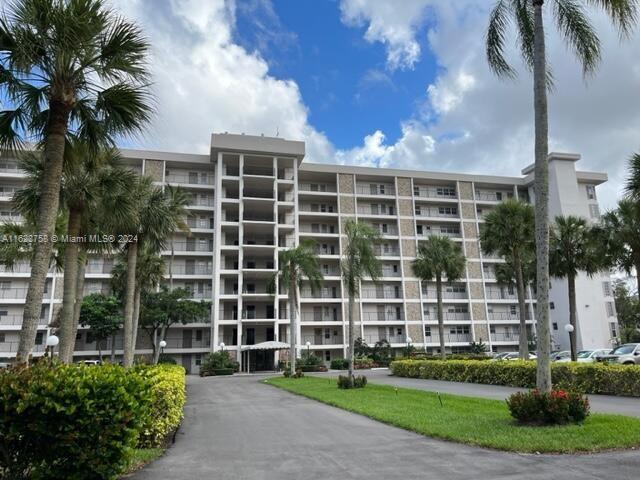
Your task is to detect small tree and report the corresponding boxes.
[79,294,122,362]
[413,236,466,359]
[612,279,640,342]
[139,288,210,364]
[469,340,488,355]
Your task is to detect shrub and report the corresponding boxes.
[354,357,375,369]
[330,358,349,370]
[337,374,367,389]
[390,359,640,397]
[200,351,237,376]
[506,389,590,425]
[158,354,177,365]
[0,363,151,480]
[283,368,304,378]
[135,364,186,448]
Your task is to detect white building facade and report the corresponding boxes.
[0,134,618,372]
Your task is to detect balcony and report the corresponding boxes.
[301,335,344,346]
[189,196,215,208]
[187,217,214,229]
[417,228,460,239]
[218,309,238,321]
[166,172,214,185]
[85,264,113,274]
[422,288,467,299]
[414,207,458,218]
[170,265,213,275]
[243,189,274,199]
[0,264,31,274]
[186,289,212,300]
[224,167,240,177]
[298,183,337,193]
[299,204,337,214]
[314,245,338,255]
[0,315,48,326]
[357,206,396,216]
[360,288,402,300]
[372,245,400,256]
[243,212,274,222]
[370,225,399,236]
[490,332,521,342]
[380,268,401,277]
[414,186,456,199]
[424,311,471,321]
[488,312,532,321]
[485,288,521,300]
[300,311,341,322]
[475,191,513,202]
[160,338,211,349]
[243,236,275,246]
[170,240,213,253]
[0,162,22,174]
[361,312,404,322]
[425,333,472,343]
[244,165,274,177]
[300,287,340,299]
[299,224,338,235]
[0,288,30,299]
[242,310,276,320]
[356,185,395,196]
[361,334,406,344]
[0,341,46,353]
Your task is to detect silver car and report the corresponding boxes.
[557,349,611,363]
[599,344,640,365]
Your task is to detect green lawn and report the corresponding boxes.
[122,448,163,476]
[265,376,640,453]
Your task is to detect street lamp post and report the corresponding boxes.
[564,324,576,361]
[159,340,167,359]
[45,334,59,364]
[305,341,311,357]
[219,342,225,353]
[406,336,413,357]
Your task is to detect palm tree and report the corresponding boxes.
[549,216,602,361]
[0,0,152,363]
[342,220,381,379]
[624,152,640,199]
[413,236,466,360]
[165,186,191,290]
[270,239,323,376]
[480,199,535,360]
[485,0,637,390]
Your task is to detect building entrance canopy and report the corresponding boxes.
[241,341,290,351]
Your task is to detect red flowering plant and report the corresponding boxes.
[506,389,590,425]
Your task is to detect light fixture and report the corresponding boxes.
[159,340,167,349]
[406,337,413,344]
[564,324,574,333]
[45,335,59,347]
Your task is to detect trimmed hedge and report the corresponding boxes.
[135,364,186,448]
[0,363,186,480]
[390,360,640,397]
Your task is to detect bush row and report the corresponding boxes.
[507,389,590,425]
[0,363,186,480]
[390,360,640,397]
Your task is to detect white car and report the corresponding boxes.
[557,349,611,363]
[492,352,537,361]
[78,359,101,366]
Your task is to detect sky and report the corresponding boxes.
[106,0,640,210]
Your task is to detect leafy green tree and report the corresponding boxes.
[480,199,535,359]
[139,287,210,364]
[469,340,488,355]
[0,0,152,363]
[486,0,637,391]
[549,215,603,360]
[612,279,640,342]
[341,220,381,380]
[78,293,122,361]
[270,239,323,376]
[413,236,465,359]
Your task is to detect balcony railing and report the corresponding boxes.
[361,312,404,322]
[300,312,341,322]
[485,288,521,300]
[170,265,213,275]
[224,167,240,177]
[380,268,401,277]
[301,335,344,345]
[314,245,338,255]
[417,229,460,239]
[189,197,215,207]
[356,185,396,196]
[243,213,274,222]
[279,238,296,248]
[424,311,471,321]
[422,288,467,299]
[218,309,238,320]
[0,315,48,326]
[0,288,31,299]
[170,241,213,252]
[243,190,274,199]
[414,207,458,218]
[244,166,274,177]
[488,312,533,321]
[243,236,275,246]
[0,342,46,353]
[490,332,521,342]
[299,204,337,213]
[475,191,513,202]
[413,186,456,199]
[298,183,337,193]
[0,186,20,197]
[360,288,402,299]
[159,338,211,349]
[166,173,214,185]
[300,288,339,299]
[241,310,276,320]
[361,335,406,344]
[372,246,400,256]
[357,206,396,216]
[0,162,21,173]
[0,264,31,274]
[187,218,214,229]
[185,289,212,300]
[370,225,399,236]
[299,224,338,234]
[85,264,113,274]
[425,333,472,343]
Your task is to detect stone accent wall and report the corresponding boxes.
[461,203,475,219]
[472,303,486,321]
[404,281,420,299]
[403,260,415,277]
[405,303,422,321]
[465,241,480,259]
[338,174,354,194]
[400,219,415,237]
[398,198,413,217]
[467,262,482,279]
[339,196,355,214]
[469,282,485,299]
[473,324,489,343]
[54,278,63,298]
[458,181,473,200]
[463,222,477,238]
[397,177,412,197]
[144,159,164,181]
[407,324,424,344]
[402,239,416,257]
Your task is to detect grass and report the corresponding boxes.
[122,448,163,476]
[265,376,640,453]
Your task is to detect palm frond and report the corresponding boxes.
[486,0,517,78]
[552,0,601,76]
[584,0,639,37]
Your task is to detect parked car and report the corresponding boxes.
[0,362,10,369]
[492,352,537,361]
[78,359,101,366]
[551,350,571,361]
[556,349,611,363]
[599,344,640,365]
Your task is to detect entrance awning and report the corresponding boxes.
[241,341,290,351]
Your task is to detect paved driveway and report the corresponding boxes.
[130,375,640,480]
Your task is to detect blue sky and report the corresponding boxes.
[107,0,640,209]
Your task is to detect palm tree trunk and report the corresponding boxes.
[289,276,297,376]
[131,287,141,360]
[69,253,86,364]
[348,291,355,379]
[58,208,83,364]
[513,253,529,360]
[169,240,174,290]
[533,0,552,392]
[567,274,578,361]
[123,243,138,367]
[436,274,445,360]
[110,332,116,363]
[16,105,70,364]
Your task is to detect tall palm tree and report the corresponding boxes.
[0,0,152,363]
[624,152,640,199]
[549,216,602,361]
[342,220,381,380]
[480,199,535,360]
[485,0,637,390]
[413,236,466,360]
[270,239,323,376]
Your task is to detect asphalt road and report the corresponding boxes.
[130,375,640,480]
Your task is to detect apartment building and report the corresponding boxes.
[0,134,619,373]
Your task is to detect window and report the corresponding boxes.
[416,225,423,235]
[35,332,43,345]
[605,301,616,317]
[425,326,432,337]
[610,322,618,338]
[0,333,4,342]
[509,305,517,315]
[602,281,612,297]
[0,310,6,317]
[552,322,558,331]
[195,330,203,341]
[415,205,421,216]
[589,204,600,219]
[325,351,331,361]
[396,328,403,335]
[195,354,202,366]
[550,302,555,310]
[586,185,596,200]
